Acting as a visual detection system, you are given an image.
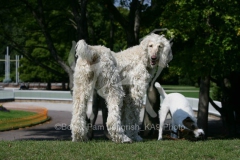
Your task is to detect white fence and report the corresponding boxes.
[0,89,72,101]
[0,89,221,116]
[187,97,221,116]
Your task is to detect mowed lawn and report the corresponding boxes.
[0,139,239,159]
[0,110,48,131]
[0,85,227,159]
[162,85,200,98]
[0,110,37,121]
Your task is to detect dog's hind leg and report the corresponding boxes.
[70,61,94,142]
[158,105,169,140]
[71,86,90,141]
[101,99,111,139]
[88,89,99,139]
[90,90,110,140]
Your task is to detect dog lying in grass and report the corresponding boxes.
[154,82,204,140]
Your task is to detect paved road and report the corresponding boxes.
[0,101,223,141]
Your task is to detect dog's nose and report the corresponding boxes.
[199,133,205,140]
[151,56,157,60]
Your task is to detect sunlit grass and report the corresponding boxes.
[162,85,199,98]
[0,110,37,121]
[0,110,49,131]
[0,139,239,159]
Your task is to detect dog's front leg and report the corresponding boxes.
[131,104,142,142]
[70,62,94,142]
[170,120,178,139]
[126,66,150,141]
[106,96,132,143]
[121,96,143,142]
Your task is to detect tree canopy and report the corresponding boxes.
[159,0,240,136]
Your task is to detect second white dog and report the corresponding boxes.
[154,82,204,140]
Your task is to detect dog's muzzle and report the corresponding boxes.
[197,132,205,140]
[151,56,158,65]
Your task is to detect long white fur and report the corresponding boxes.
[71,40,131,143]
[154,82,204,140]
[113,33,173,141]
[71,34,173,143]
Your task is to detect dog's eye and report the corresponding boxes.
[159,44,163,48]
[149,44,153,47]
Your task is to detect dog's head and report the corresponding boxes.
[180,117,205,140]
[140,33,173,68]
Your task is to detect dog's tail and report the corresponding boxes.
[154,82,167,99]
[75,40,95,62]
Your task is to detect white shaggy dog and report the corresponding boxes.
[70,40,131,143]
[113,33,173,141]
[71,33,173,143]
[154,82,204,140]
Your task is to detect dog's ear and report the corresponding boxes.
[184,117,194,122]
[140,38,149,50]
[178,129,197,141]
[182,117,196,130]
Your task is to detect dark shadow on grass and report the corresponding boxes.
[15,125,109,141]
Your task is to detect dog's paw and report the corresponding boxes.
[122,135,132,143]
[158,137,163,140]
[72,135,88,142]
[133,135,143,142]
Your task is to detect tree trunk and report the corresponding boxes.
[220,72,240,136]
[209,72,240,137]
[101,0,142,47]
[46,82,51,90]
[197,76,210,139]
[22,0,75,91]
[71,0,89,41]
[62,82,66,90]
[109,15,115,50]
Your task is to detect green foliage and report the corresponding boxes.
[1,0,240,85]
[178,74,194,86]
[211,84,222,101]
[0,0,73,83]
[160,0,240,79]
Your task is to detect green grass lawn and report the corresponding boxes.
[0,110,37,121]
[0,139,239,159]
[0,85,225,159]
[0,110,49,131]
[162,85,199,90]
[162,85,200,98]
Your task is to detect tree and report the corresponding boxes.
[0,0,89,89]
[100,0,144,47]
[160,0,240,137]
[0,0,132,88]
